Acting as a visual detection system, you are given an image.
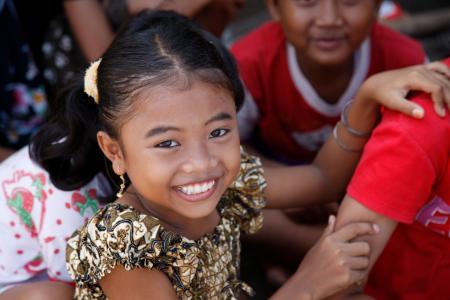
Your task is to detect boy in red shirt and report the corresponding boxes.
[335,58,450,299]
[233,0,426,163]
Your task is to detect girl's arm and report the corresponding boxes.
[140,0,211,17]
[99,265,177,300]
[64,0,115,62]
[64,0,213,62]
[264,62,450,209]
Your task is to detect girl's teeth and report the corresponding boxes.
[179,180,214,195]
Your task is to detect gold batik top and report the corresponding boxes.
[66,150,266,300]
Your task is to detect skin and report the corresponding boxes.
[266,0,381,103]
[0,282,74,300]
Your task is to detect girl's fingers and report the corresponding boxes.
[346,256,370,270]
[321,215,336,237]
[341,241,371,257]
[348,270,367,287]
[332,222,379,242]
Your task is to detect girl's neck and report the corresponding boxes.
[296,53,354,104]
[118,186,220,240]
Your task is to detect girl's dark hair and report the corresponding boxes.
[30,10,244,192]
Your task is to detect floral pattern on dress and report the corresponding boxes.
[67,150,266,299]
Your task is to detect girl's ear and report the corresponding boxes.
[266,0,280,21]
[97,131,125,175]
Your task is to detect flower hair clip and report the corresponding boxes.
[84,58,102,104]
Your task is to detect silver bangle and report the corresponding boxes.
[332,123,364,153]
[341,101,372,138]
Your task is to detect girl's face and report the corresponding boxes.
[107,80,241,224]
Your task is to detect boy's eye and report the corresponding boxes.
[155,140,179,148]
[340,0,360,5]
[209,128,229,139]
[294,0,317,6]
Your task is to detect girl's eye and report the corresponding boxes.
[155,140,179,148]
[209,128,229,139]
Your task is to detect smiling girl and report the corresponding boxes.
[26,9,450,300]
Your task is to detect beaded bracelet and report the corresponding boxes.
[332,122,364,153]
[341,101,372,138]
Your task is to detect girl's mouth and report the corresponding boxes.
[175,179,218,202]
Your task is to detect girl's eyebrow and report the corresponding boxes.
[205,112,233,125]
[145,112,233,138]
[145,126,180,138]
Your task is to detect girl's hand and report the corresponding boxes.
[358,61,450,119]
[291,216,379,300]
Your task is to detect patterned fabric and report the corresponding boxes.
[0,0,48,149]
[67,151,266,299]
[41,0,129,96]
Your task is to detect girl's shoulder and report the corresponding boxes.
[67,203,198,285]
[220,148,267,234]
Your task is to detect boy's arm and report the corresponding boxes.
[263,63,450,209]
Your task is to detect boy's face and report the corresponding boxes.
[267,0,380,66]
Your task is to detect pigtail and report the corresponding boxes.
[30,78,105,191]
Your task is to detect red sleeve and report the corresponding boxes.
[347,97,449,223]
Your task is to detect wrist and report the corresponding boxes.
[270,271,315,300]
[346,92,380,134]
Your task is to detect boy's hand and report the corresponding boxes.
[360,62,450,119]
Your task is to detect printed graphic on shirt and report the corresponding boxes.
[2,170,48,237]
[23,254,45,276]
[71,189,99,216]
[416,195,450,238]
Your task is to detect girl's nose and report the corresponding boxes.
[181,144,218,174]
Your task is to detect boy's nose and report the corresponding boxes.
[316,0,344,26]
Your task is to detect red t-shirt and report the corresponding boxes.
[348,61,450,299]
[232,21,426,162]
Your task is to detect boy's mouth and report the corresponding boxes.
[312,37,346,51]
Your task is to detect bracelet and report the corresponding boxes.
[341,101,372,138]
[332,122,364,153]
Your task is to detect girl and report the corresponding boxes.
[30,10,450,300]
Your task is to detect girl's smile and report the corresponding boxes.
[175,178,218,202]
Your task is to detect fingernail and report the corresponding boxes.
[372,224,380,233]
[412,108,424,118]
[328,215,335,224]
